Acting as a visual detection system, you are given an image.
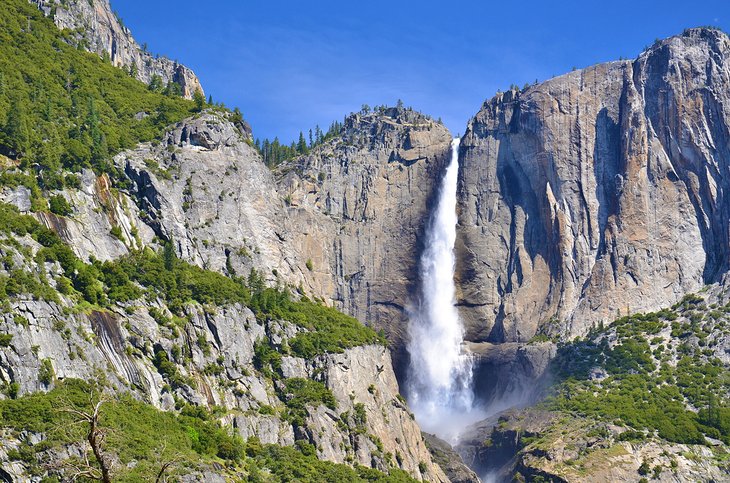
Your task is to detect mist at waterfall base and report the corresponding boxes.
[405,138,484,442]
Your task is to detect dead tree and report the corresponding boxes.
[57,396,115,483]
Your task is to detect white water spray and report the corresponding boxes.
[406,138,478,441]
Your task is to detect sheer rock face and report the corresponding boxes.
[277,108,453,351]
[31,0,204,99]
[119,111,303,288]
[457,28,730,343]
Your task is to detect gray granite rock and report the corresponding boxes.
[457,28,730,344]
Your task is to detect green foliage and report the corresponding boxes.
[528,334,553,344]
[192,89,205,112]
[109,225,123,241]
[545,304,730,445]
[286,301,385,358]
[248,444,417,482]
[255,120,344,167]
[605,339,655,374]
[280,378,336,427]
[0,171,46,208]
[0,380,410,481]
[0,201,380,362]
[48,195,72,216]
[0,379,244,480]
[114,247,250,312]
[249,288,385,359]
[153,350,190,389]
[38,358,54,385]
[0,0,194,179]
[0,333,12,347]
[253,338,282,379]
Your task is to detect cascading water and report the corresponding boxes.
[406,137,478,441]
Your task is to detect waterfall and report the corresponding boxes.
[406,137,476,441]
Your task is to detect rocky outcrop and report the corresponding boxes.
[468,340,556,405]
[423,433,481,483]
[278,107,453,355]
[457,408,729,483]
[457,27,730,344]
[0,295,447,481]
[31,0,203,99]
[119,111,301,286]
[0,170,153,263]
[0,107,457,480]
[457,281,730,482]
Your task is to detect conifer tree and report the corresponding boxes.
[192,89,205,112]
[297,131,308,154]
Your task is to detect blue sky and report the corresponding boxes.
[114,0,729,142]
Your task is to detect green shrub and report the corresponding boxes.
[153,350,189,389]
[249,290,385,358]
[110,225,124,241]
[0,379,410,481]
[0,333,12,347]
[280,378,336,427]
[546,297,729,446]
[48,195,72,216]
[258,404,275,415]
[0,379,247,480]
[38,358,54,385]
[251,444,417,482]
[253,338,282,379]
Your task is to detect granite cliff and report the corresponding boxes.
[456,28,730,399]
[0,1,456,480]
[116,107,452,358]
[277,108,452,362]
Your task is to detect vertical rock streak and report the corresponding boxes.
[407,138,474,439]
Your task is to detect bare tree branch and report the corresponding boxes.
[52,391,115,482]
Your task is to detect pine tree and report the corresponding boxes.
[192,90,205,112]
[37,126,64,189]
[5,96,30,157]
[315,125,323,145]
[87,98,108,163]
[148,74,163,92]
[231,107,243,123]
[297,131,308,154]
[163,241,176,271]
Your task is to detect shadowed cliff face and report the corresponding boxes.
[456,28,730,347]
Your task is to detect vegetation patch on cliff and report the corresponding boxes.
[0,0,196,184]
[544,294,730,446]
[0,379,415,482]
